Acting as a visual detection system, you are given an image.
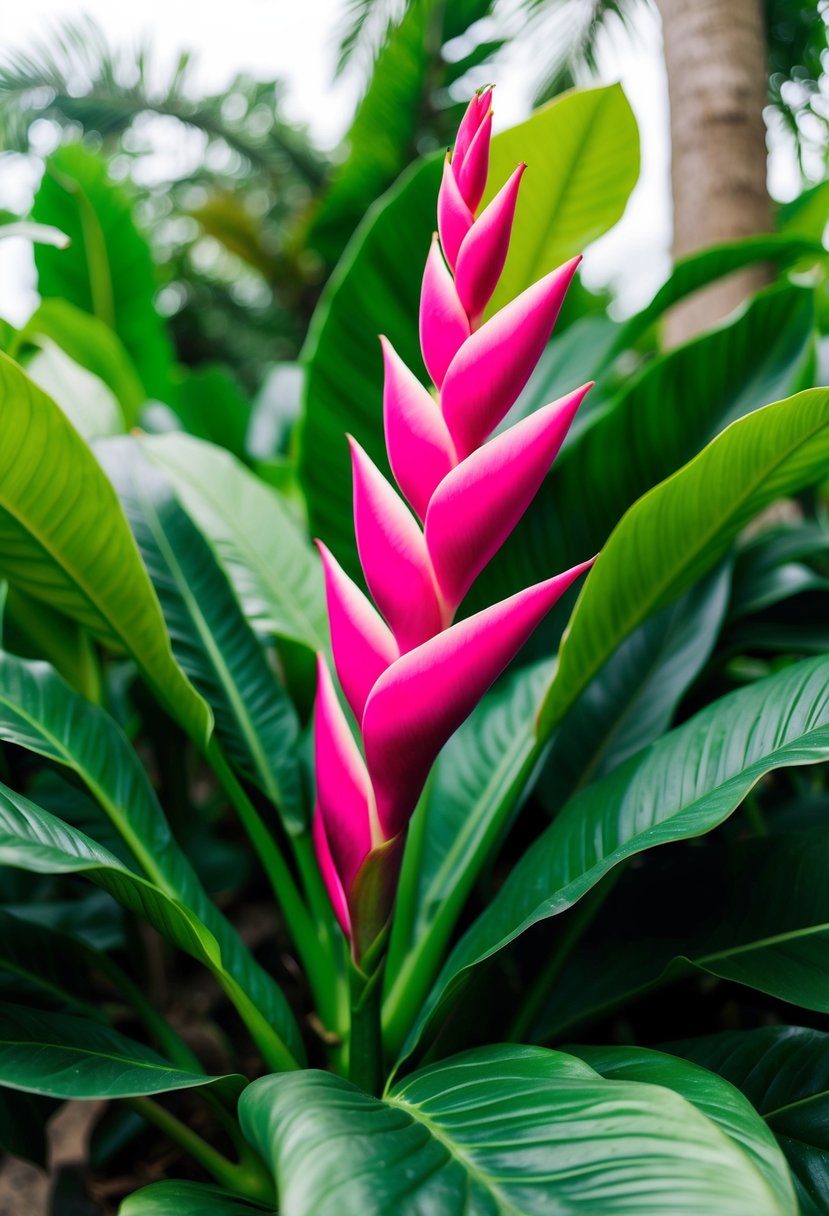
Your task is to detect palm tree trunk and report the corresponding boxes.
[656,0,773,344]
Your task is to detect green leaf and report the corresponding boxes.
[613,235,826,354]
[31,143,174,401]
[538,386,829,736]
[20,298,146,424]
[0,772,304,1070]
[485,84,639,314]
[0,905,99,1014]
[539,564,731,811]
[383,660,550,1053]
[141,433,326,652]
[671,1026,829,1215]
[121,1180,274,1215]
[24,338,123,440]
[473,284,815,614]
[532,832,829,1040]
[403,655,829,1062]
[0,353,210,746]
[171,365,252,461]
[240,1044,793,1215]
[99,438,304,829]
[729,523,829,619]
[0,1003,239,1099]
[570,1046,796,1216]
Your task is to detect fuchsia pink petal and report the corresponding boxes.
[349,438,446,650]
[317,541,398,723]
[382,335,457,519]
[453,86,493,172]
[425,384,592,609]
[437,154,474,270]
[455,164,525,321]
[456,109,492,213]
[314,657,375,895]
[419,238,470,388]
[313,810,351,936]
[441,257,582,458]
[363,562,594,838]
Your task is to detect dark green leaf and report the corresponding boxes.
[121,1180,274,1214]
[241,1044,794,1215]
[404,655,829,1062]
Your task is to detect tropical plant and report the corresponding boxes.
[0,32,828,1216]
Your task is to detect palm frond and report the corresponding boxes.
[0,16,326,187]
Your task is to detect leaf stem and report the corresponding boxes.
[207,739,336,1026]
[127,1095,274,1205]
[348,960,385,1097]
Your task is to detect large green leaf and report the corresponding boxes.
[485,84,639,314]
[402,655,829,1062]
[538,385,829,735]
[299,84,639,577]
[31,143,174,402]
[24,338,123,440]
[471,284,815,615]
[141,433,326,653]
[240,1044,793,1215]
[170,365,252,461]
[121,1181,274,1215]
[99,438,304,829]
[612,235,826,354]
[383,659,550,1051]
[0,352,210,747]
[531,831,829,1040]
[0,776,304,1070]
[672,1027,829,1215]
[539,564,731,811]
[570,1046,796,1216]
[0,1003,238,1099]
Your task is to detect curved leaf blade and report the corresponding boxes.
[539,386,829,735]
[404,655,829,1062]
[241,1044,792,1215]
[0,352,210,746]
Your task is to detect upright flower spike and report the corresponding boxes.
[313,90,594,959]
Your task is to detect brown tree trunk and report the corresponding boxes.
[656,0,773,345]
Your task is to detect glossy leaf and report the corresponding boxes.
[99,438,304,829]
[0,774,304,1070]
[121,1181,274,1215]
[241,1044,792,1215]
[539,385,829,735]
[472,284,814,615]
[141,433,327,652]
[485,84,639,314]
[404,655,829,1061]
[0,353,210,747]
[672,1026,829,1215]
[383,659,550,1052]
[533,831,829,1040]
[571,1046,796,1216]
[0,1003,239,1099]
[32,143,174,401]
[539,564,731,811]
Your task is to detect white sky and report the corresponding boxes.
[0,0,797,325]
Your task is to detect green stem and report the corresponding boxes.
[292,830,349,1036]
[382,733,544,1057]
[208,740,331,1008]
[349,961,385,1097]
[508,865,627,1044]
[127,1096,274,1205]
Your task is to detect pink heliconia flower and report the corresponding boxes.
[313,88,595,956]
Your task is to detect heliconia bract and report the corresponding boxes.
[313,87,594,957]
